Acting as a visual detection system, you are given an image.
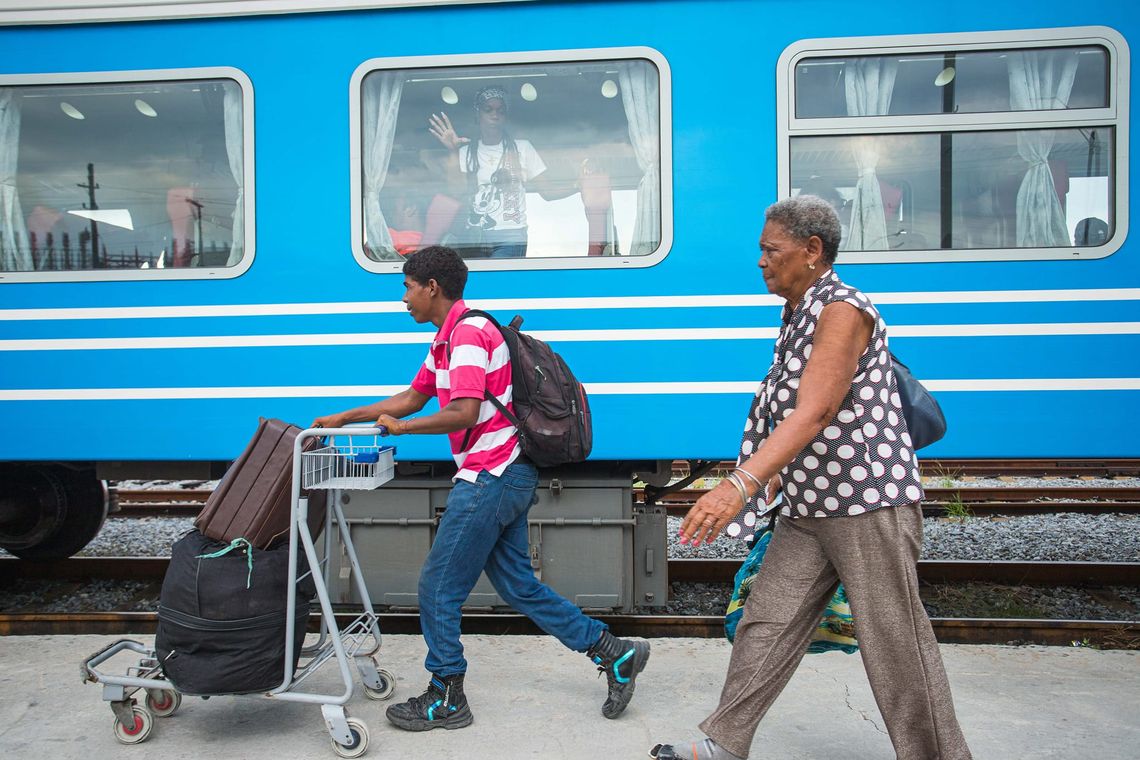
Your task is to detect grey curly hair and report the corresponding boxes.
[765,195,843,265]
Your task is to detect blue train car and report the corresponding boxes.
[0,0,1136,557]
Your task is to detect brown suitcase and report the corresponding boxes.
[195,418,328,549]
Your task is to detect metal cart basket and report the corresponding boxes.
[83,428,397,757]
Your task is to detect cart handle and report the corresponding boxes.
[301,425,387,441]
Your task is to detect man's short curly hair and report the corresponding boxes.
[765,195,843,265]
[402,246,468,300]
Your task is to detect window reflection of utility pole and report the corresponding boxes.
[77,162,100,268]
[186,198,204,258]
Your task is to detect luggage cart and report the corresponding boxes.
[83,428,398,757]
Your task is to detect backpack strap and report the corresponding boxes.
[448,309,523,451]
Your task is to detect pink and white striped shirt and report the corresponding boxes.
[411,300,520,483]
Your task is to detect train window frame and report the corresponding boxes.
[777,26,1130,263]
[0,66,255,284]
[348,47,673,273]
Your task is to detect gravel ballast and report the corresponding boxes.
[2,476,1138,623]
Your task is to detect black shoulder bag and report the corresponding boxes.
[890,353,947,450]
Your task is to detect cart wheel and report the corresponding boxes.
[146,689,182,717]
[331,717,369,758]
[363,668,396,701]
[112,705,154,745]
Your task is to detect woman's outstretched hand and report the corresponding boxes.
[679,472,782,546]
[428,112,469,151]
[680,481,749,547]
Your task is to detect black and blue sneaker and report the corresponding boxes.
[587,630,651,719]
[385,673,473,731]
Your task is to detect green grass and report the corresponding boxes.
[943,493,972,522]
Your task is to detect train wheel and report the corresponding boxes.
[0,465,108,560]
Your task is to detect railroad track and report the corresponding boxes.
[672,459,1140,478]
[109,486,1140,519]
[668,559,1140,586]
[5,555,1135,646]
[0,610,1135,648]
[5,556,1137,587]
[649,487,1140,517]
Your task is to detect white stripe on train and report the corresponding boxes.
[2,322,1139,351]
[1,378,1139,401]
[2,287,1140,321]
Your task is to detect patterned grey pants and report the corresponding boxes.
[700,503,973,760]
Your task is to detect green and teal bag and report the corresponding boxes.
[724,521,858,654]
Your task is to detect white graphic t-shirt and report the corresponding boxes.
[458,139,546,231]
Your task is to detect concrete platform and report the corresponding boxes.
[0,634,1136,759]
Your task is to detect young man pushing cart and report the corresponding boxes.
[313,245,650,731]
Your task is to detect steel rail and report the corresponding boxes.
[108,498,1140,520]
[0,610,1135,648]
[668,559,1140,586]
[112,485,1140,507]
[670,459,1140,478]
[5,556,1137,587]
[655,488,1140,517]
[649,487,1140,505]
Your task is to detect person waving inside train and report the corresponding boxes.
[313,245,650,732]
[428,86,587,259]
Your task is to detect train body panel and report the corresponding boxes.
[0,0,1137,469]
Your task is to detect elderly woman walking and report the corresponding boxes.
[651,196,972,760]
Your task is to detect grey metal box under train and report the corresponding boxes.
[325,466,668,612]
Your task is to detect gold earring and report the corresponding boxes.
[808,263,816,270]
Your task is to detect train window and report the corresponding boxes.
[795,47,1109,118]
[791,126,1113,250]
[779,28,1127,262]
[0,68,253,282]
[350,48,672,271]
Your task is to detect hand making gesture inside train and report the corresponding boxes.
[428,111,469,151]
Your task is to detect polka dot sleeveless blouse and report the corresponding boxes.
[728,271,924,537]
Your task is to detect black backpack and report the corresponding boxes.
[453,309,592,468]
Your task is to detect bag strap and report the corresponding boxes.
[196,537,254,589]
[449,309,523,451]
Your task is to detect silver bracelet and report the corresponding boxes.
[724,471,750,506]
[734,467,765,491]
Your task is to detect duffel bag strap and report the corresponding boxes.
[196,537,254,589]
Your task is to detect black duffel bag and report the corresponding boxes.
[156,529,315,696]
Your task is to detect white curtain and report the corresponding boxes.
[1008,50,1078,247]
[0,89,31,271]
[222,84,245,267]
[841,58,897,251]
[618,62,660,256]
[362,72,404,260]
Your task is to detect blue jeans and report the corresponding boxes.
[488,241,527,258]
[487,227,528,258]
[419,461,606,676]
